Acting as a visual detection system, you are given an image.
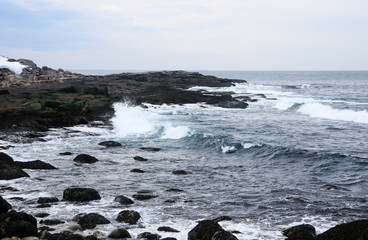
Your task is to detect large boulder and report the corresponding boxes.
[63,188,101,202]
[114,195,134,205]
[13,160,57,169]
[188,220,225,240]
[116,210,141,224]
[0,196,12,213]
[0,210,38,238]
[211,231,238,240]
[73,154,99,164]
[316,220,368,240]
[283,224,316,240]
[77,213,110,229]
[108,228,131,239]
[0,162,29,180]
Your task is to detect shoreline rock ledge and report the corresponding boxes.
[0,57,249,132]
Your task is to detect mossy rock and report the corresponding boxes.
[29,102,42,111]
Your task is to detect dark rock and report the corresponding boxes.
[14,160,57,169]
[164,200,176,203]
[134,156,148,161]
[0,90,10,95]
[34,212,50,218]
[166,188,184,192]
[172,170,191,175]
[116,210,141,224]
[131,168,145,173]
[283,224,316,240]
[60,152,73,155]
[108,228,131,239]
[78,213,110,229]
[132,194,158,200]
[0,195,12,213]
[98,141,122,148]
[161,238,177,240]
[188,220,225,240]
[63,188,101,201]
[216,100,248,109]
[0,162,30,180]
[316,220,368,240]
[0,152,14,163]
[138,232,161,239]
[40,219,65,225]
[114,195,134,205]
[211,231,238,240]
[157,226,180,232]
[73,154,99,164]
[140,147,161,152]
[0,210,38,238]
[213,216,232,223]
[38,197,59,204]
[84,235,98,240]
[37,203,51,208]
[48,232,84,240]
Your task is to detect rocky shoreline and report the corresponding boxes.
[1,58,368,239]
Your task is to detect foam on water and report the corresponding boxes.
[298,102,368,124]
[0,56,28,74]
[111,102,191,139]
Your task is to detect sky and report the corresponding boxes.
[0,0,367,70]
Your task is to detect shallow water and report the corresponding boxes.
[1,71,368,239]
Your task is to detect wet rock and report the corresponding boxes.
[63,188,101,202]
[84,235,98,240]
[98,141,122,148]
[139,147,161,152]
[78,213,110,229]
[134,156,148,161]
[0,152,14,163]
[283,224,316,240]
[13,160,57,169]
[40,219,65,226]
[188,220,225,240]
[161,238,177,240]
[316,220,368,240]
[132,194,158,201]
[157,226,180,232]
[114,195,134,205]
[0,195,12,213]
[213,216,232,223]
[0,89,10,95]
[37,203,51,208]
[48,232,84,240]
[116,210,141,224]
[216,100,248,109]
[59,152,73,155]
[164,200,176,204]
[322,184,349,191]
[137,232,161,239]
[0,210,38,238]
[37,197,59,204]
[172,170,191,175]
[73,154,99,164]
[166,188,184,192]
[34,212,50,218]
[131,168,145,173]
[211,231,238,240]
[108,228,131,239]
[0,162,30,180]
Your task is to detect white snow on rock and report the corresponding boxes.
[0,56,28,74]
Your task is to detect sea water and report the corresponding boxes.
[1,71,368,239]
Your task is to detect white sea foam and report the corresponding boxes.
[221,145,237,153]
[111,102,191,139]
[0,56,28,74]
[298,102,368,124]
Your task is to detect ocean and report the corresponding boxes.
[1,71,367,239]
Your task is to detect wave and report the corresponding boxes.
[298,102,368,124]
[111,102,191,139]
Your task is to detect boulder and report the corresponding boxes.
[0,210,38,238]
[316,220,368,240]
[73,154,99,164]
[47,232,84,240]
[137,232,161,239]
[98,141,122,148]
[114,195,134,205]
[0,152,14,163]
[59,152,73,155]
[39,219,65,225]
[211,231,238,240]
[139,147,161,152]
[134,156,148,161]
[108,228,131,239]
[0,195,12,213]
[13,160,57,169]
[37,197,59,204]
[283,224,316,240]
[172,170,191,175]
[116,210,141,224]
[132,194,158,200]
[77,213,110,229]
[131,168,145,173]
[0,162,30,180]
[188,220,225,240]
[157,226,180,232]
[63,188,101,201]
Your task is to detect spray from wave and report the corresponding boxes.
[111,102,192,139]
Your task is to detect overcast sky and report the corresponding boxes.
[1,0,367,70]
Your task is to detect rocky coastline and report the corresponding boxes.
[1,58,368,239]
